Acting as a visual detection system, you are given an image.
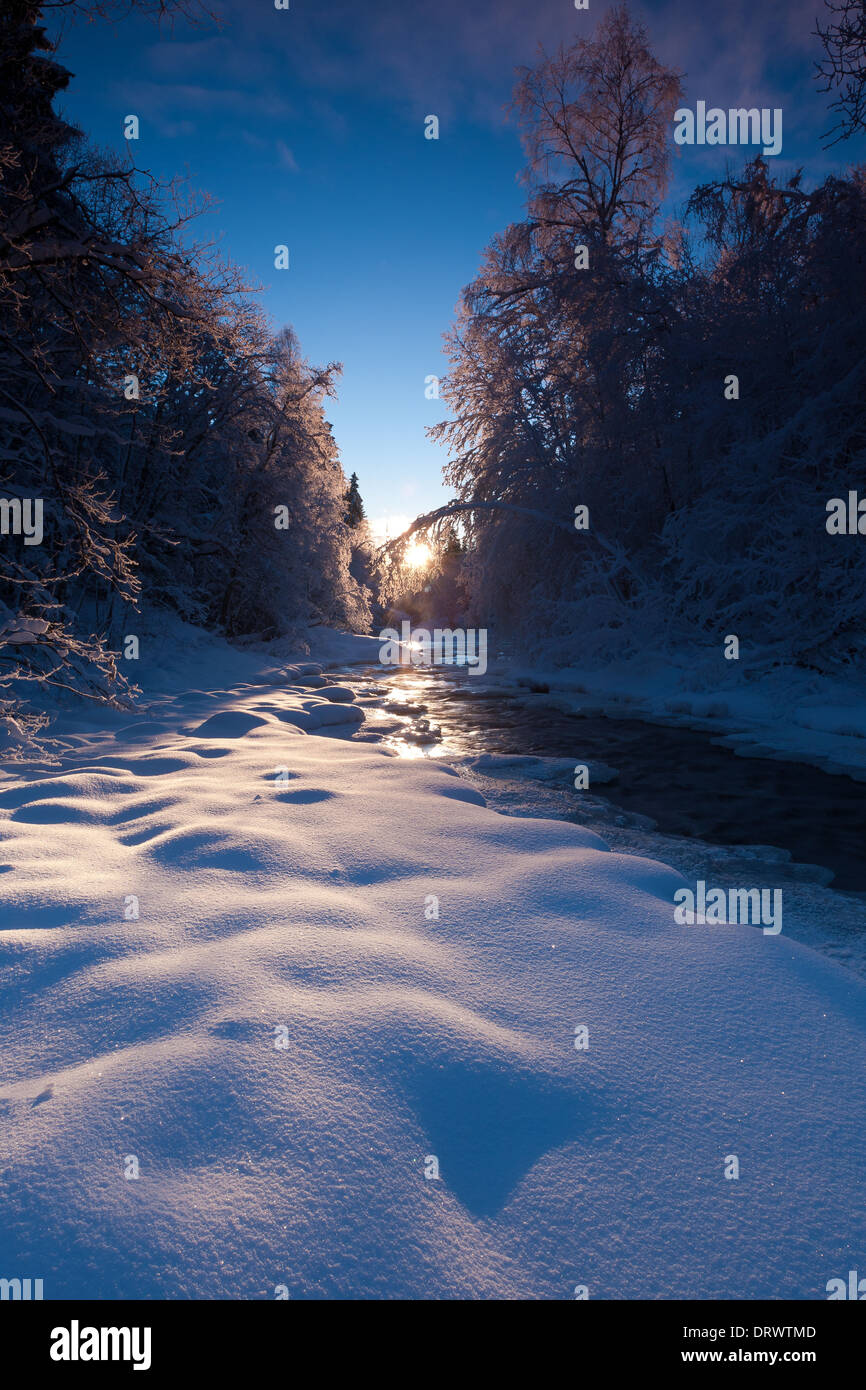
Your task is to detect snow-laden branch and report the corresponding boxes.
[375,496,620,559]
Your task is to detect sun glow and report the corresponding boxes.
[404,539,433,569]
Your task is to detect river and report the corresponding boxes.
[334,661,866,979]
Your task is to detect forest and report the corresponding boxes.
[411,4,866,677]
[0,0,375,748]
[3,0,866,752]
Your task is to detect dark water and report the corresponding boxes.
[362,668,866,893]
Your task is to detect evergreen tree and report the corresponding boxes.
[344,473,366,528]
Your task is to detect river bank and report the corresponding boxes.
[327,659,866,981]
[1,618,865,1298]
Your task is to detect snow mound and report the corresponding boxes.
[0,647,865,1299]
[193,711,272,739]
[276,700,366,732]
[318,685,356,703]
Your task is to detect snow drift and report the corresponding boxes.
[0,634,864,1299]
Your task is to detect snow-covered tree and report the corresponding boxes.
[343,473,366,528]
[0,0,374,741]
[426,9,866,673]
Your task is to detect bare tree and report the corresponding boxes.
[815,0,866,145]
[512,3,683,246]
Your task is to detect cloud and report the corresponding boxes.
[276,140,299,172]
[103,0,852,165]
[135,0,579,131]
[109,78,294,127]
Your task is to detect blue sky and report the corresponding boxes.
[48,0,865,538]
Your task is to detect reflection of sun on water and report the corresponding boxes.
[404,540,432,569]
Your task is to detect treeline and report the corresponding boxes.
[0,0,371,741]
[428,4,866,673]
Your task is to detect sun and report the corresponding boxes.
[404,539,432,569]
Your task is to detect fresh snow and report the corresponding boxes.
[1,621,865,1299]
[504,654,866,782]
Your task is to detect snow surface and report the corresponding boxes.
[1,621,865,1299]
[443,751,866,981]
[504,655,866,782]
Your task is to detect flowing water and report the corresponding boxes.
[338,662,866,976]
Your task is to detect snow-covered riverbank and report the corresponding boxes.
[438,748,866,981]
[341,657,866,979]
[1,622,865,1299]
[499,653,866,782]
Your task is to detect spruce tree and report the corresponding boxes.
[344,472,366,528]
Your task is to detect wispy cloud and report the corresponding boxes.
[125,0,854,164]
[276,139,299,172]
